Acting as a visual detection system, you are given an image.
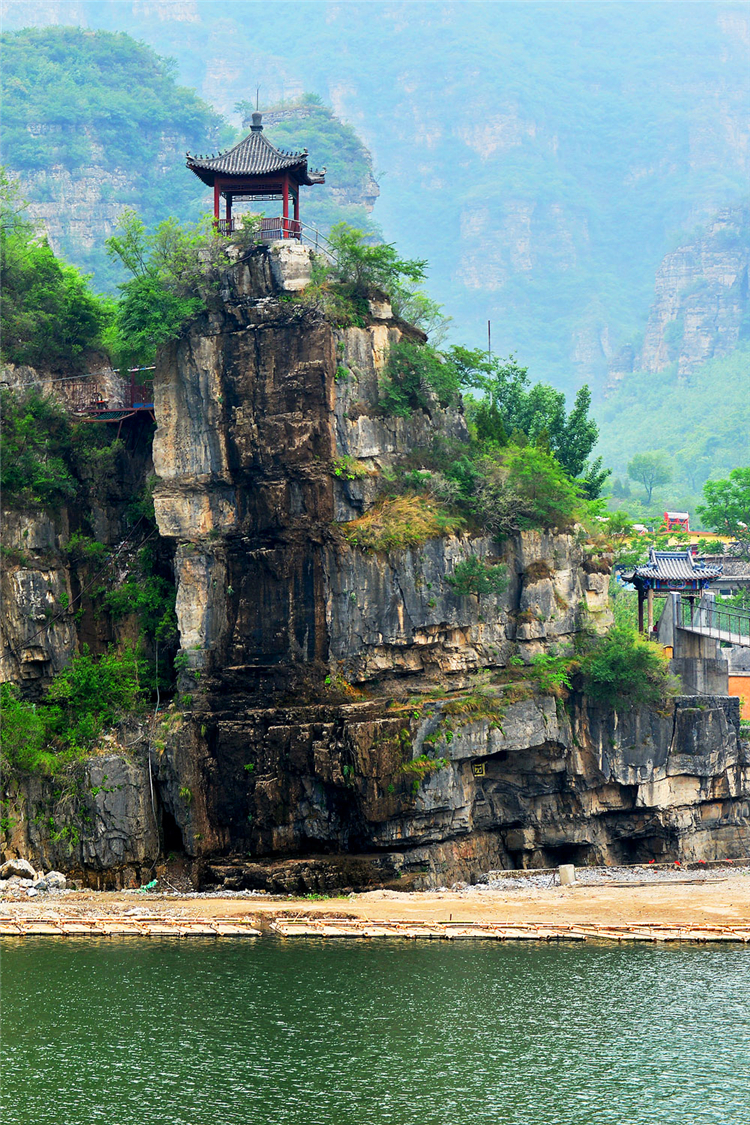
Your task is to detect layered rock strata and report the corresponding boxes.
[3,242,749,887]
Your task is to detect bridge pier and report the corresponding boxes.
[657,592,729,695]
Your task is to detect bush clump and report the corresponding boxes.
[0,645,148,774]
[378,339,461,416]
[341,495,464,552]
[445,556,508,597]
[0,388,76,508]
[472,445,584,534]
[579,625,676,709]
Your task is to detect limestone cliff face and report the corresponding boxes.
[637,204,749,376]
[19,130,195,266]
[151,243,610,691]
[0,375,158,694]
[139,242,745,888]
[3,244,749,887]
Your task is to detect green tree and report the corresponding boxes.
[328,222,427,296]
[45,643,146,753]
[0,684,46,772]
[445,556,508,596]
[697,467,750,538]
[450,348,605,492]
[105,209,224,365]
[0,169,110,368]
[379,340,461,416]
[472,445,583,535]
[627,451,672,504]
[0,388,76,508]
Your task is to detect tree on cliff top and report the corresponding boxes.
[105,209,226,366]
[328,222,427,296]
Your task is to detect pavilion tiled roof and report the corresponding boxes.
[619,549,723,582]
[186,114,325,186]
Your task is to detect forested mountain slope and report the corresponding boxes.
[3,0,748,391]
[0,30,380,288]
[0,28,229,288]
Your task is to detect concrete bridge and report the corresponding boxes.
[657,592,750,696]
[675,595,750,648]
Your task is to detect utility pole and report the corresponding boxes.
[487,319,492,360]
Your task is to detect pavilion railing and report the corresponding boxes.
[216,217,302,239]
[676,595,750,644]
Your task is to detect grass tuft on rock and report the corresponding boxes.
[341,495,464,552]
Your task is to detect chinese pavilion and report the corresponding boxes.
[186,111,325,239]
[618,548,722,633]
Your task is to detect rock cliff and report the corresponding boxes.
[616,204,750,380]
[2,242,749,887]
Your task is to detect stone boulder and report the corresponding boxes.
[0,858,36,880]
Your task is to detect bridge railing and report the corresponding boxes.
[676,595,750,643]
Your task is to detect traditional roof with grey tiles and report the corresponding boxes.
[186,112,325,186]
[619,548,723,582]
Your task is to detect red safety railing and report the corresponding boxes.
[69,368,155,417]
[216,216,301,239]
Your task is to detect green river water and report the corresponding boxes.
[2,937,749,1124]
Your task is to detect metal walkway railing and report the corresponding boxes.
[676,595,750,647]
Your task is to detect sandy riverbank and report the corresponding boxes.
[3,865,750,931]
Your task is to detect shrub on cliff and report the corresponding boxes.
[470,445,584,535]
[578,625,675,709]
[0,645,148,774]
[0,685,47,773]
[445,556,508,597]
[328,222,427,297]
[341,495,464,551]
[378,340,461,416]
[0,646,149,774]
[0,388,77,508]
[301,223,428,327]
[0,386,127,511]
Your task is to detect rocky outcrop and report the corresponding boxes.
[3,242,748,887]
[637,204,749,376]
[2,748,159,885]
[143,242,746,886]
[151,243,610,690]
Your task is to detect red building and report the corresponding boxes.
[186,111,325,239]
[663,510,690,533]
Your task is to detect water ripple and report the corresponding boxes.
[2,938,749,1124]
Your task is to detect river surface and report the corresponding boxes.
[2,937,749,1124]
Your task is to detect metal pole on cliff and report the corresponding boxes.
[488,320,492,360]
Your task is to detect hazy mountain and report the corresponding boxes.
[2,0,749,394]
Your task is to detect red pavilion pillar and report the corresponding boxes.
[213,182,220,224]
[293,187,300,237]
[282,173,289,238]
